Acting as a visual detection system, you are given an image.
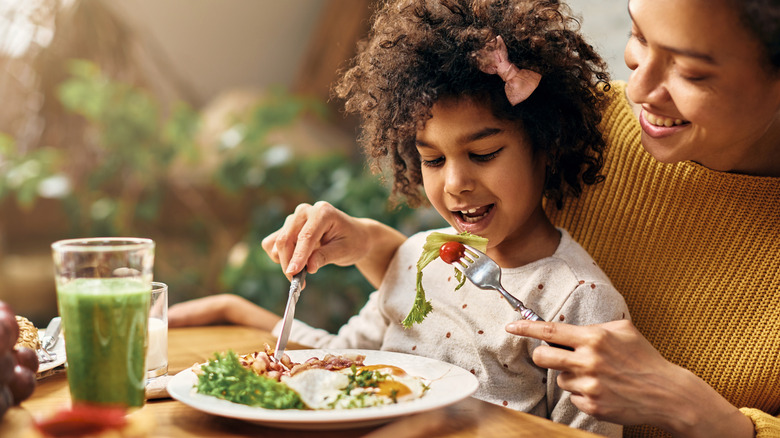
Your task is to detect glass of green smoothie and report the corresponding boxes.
[51,237,155,409]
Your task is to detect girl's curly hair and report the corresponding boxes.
[334,0,611,208]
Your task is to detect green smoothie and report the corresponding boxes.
[57,278,150,408]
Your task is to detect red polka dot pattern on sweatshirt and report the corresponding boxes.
[445,332,451,338]
[559,314,565,321]
[537,284,544,289]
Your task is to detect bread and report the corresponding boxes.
[14,316,40,351]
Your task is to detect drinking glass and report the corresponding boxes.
[51,237,154,408]
[146,281,168,380]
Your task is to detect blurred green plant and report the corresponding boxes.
[56,59,201,236]
[0,134,62,208]
[1,59,444,332]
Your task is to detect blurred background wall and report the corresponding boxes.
[0,0,630,330]
[105,0,631,104]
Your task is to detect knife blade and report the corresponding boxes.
[41,316,61,351]
[274,268,306,361]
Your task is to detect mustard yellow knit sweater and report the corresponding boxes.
[545,81,780,438]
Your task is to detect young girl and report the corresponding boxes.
[170,0,628,435]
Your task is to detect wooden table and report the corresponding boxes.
[2,326,598,437]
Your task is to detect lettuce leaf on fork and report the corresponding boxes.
[401,231,488,328]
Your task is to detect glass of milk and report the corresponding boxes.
[146,281,168,380]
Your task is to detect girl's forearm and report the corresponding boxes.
[354,218,407,289]
[223,294,281,331]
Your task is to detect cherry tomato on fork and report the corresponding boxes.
[439,241,466,264]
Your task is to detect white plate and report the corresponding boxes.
[37,329,66,374]
[167,349,479,430]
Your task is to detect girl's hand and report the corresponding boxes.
[169,294,281,331]
[505,319,754,438]
[261,201,406,288]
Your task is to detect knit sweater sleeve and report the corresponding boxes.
[740,409,780,438]
[271,291,388,350]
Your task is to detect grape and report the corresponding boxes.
[8,364,35,405]
[0,351,14,384]
[0,385,11,419]
[14,347,39,373]
[0,307,19,352]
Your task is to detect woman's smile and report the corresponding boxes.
[638,109,690,139]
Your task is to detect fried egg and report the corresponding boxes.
[281,365,428,410]
[282,369,350,409]
[355,365,428,401]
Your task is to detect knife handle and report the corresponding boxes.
[42,316,62,351]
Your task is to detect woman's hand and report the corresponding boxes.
[261,201,406,288]
[505,319,754,438]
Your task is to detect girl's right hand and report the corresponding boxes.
[261,201,406,288]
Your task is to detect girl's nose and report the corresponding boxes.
[443,162,475,195]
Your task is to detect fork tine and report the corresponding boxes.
[462,245,479,258]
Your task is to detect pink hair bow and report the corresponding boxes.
[477,35,542,105]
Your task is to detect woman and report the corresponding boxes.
[173,0,779,436]
[505,0,780,437]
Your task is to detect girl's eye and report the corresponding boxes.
[421,156,444,167]
[470,148,503,162]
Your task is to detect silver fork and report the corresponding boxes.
[458,245,572,350]
[457,245,543,321]
[36,347,56,364]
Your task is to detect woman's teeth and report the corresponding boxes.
[646,113,686,127]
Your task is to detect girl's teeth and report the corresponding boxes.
[646,113,685,127]
[458,206,490,223]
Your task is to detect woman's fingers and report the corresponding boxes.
[506,319,588,350]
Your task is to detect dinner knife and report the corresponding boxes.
[274,268,306,362]
[41,316,61,351]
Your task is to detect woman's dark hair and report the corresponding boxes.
[733,0,780,72]
[334,0,611,208]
